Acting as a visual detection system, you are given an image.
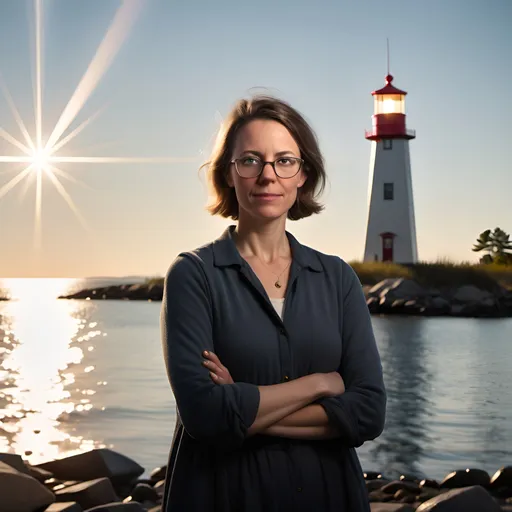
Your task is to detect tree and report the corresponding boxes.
[473,227,512,265]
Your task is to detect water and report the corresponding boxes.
[1,278,511,480]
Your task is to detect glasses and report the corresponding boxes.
[231,156,304,179]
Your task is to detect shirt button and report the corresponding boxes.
[297,487,302,492]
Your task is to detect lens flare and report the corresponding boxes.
[0,0,196,245]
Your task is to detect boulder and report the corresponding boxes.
[85,503,145,512]
[490,466,512,490]
[54,478,118,509]
[381,480,421,495]
[44,503,82,512]
[440,468,490,489]
[27,464,54,483]
[416,485,501,511]
[129,483,159,503]
[36,449,144,486]
[0,453,29,474]
[369,278,428,301]
[367,479,391,492]
[149,466,166,483]
[452,285,494,303]
[0,461,55,512]
[370,504,416,511]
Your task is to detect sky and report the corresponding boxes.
[0,0,510,278]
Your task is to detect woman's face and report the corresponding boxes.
[228,119,306,222]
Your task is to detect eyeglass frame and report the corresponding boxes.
[230,156,304,179]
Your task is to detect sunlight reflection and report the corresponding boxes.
[0,278,103,464]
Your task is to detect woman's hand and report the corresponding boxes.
[321,372,345,397]
[202,351,234,385]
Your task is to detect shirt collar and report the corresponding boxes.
[212,225,323,272]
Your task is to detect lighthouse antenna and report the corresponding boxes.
[387,38,390,75]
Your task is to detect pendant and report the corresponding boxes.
[274,281,282,289]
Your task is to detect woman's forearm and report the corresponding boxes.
[247,374,326,436]
[263,423,339,440]
[270,404,331,428]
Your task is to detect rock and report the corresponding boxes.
[129,483,159,503]
[364,471,385,480]
[0,461,55,512]
[452,286,494,303]
[149,466,166,483]
[0,452,30,474]
[36,449,144,486]
[399,474,420,483]
[367,479,391,492]
[54,478,118,510]
[420,479,441,489]
[490,466,512,490]
[416,485,501,511]
[27,465,54,483]
[44,503,83,512]
[369,489,394,502]
[370,504,416,511]
[440,468,490,489]
[381,480,421,494]
[152,480,165,496]
[427,297,451,314]
[85,503,145,512]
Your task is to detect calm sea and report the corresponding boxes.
[0,277,511,480]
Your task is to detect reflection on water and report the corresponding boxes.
[0,278,105,464]
[365,317,434,477]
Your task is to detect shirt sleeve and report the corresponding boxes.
[318,259,386,447]
[160,253,260,449]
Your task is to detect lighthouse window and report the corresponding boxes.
[384,183,394,200]
[383,139,393,150]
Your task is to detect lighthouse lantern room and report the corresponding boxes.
[363,74,418,263]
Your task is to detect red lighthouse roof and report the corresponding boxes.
[372,74,407,96]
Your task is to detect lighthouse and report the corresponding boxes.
[363,74,418,263]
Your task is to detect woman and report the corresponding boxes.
[160,95,386,511]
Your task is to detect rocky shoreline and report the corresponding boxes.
[54,277,512,318]
[1,448,511,511]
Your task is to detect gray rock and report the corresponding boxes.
[54,478,119,510]
[45,503,83,512]
[0,453,29,474]
[0,461,55,512]
[36,449,144,486]
[85,503,145,512]
[381,480,421,494]
[149,466,166,483]
[441,468,490,489]
[490,466,512,490]
[370,503,416,511]
[416,485,501,511]
[452,285,494,303]
[129,483,159,503]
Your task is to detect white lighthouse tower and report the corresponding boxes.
[363,73,418,263]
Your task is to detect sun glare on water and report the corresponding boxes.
[0,278,107,463]
[0,0,196,243]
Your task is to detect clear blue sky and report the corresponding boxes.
[0,0,510,277]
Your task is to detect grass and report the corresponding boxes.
[140,262,512,292]
[350,260,512,291]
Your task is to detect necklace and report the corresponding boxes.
[256,256,292,288]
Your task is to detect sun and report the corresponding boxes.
[31,147,51,173]
[0,0,195,240]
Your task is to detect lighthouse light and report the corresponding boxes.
[375,94,405,115]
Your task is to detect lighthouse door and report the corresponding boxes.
[381,234,394,262]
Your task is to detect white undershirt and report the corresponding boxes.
[269,297,285,319]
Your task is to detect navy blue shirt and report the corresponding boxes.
[160,226,386,511]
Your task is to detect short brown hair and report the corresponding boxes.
[203,95,326,221]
